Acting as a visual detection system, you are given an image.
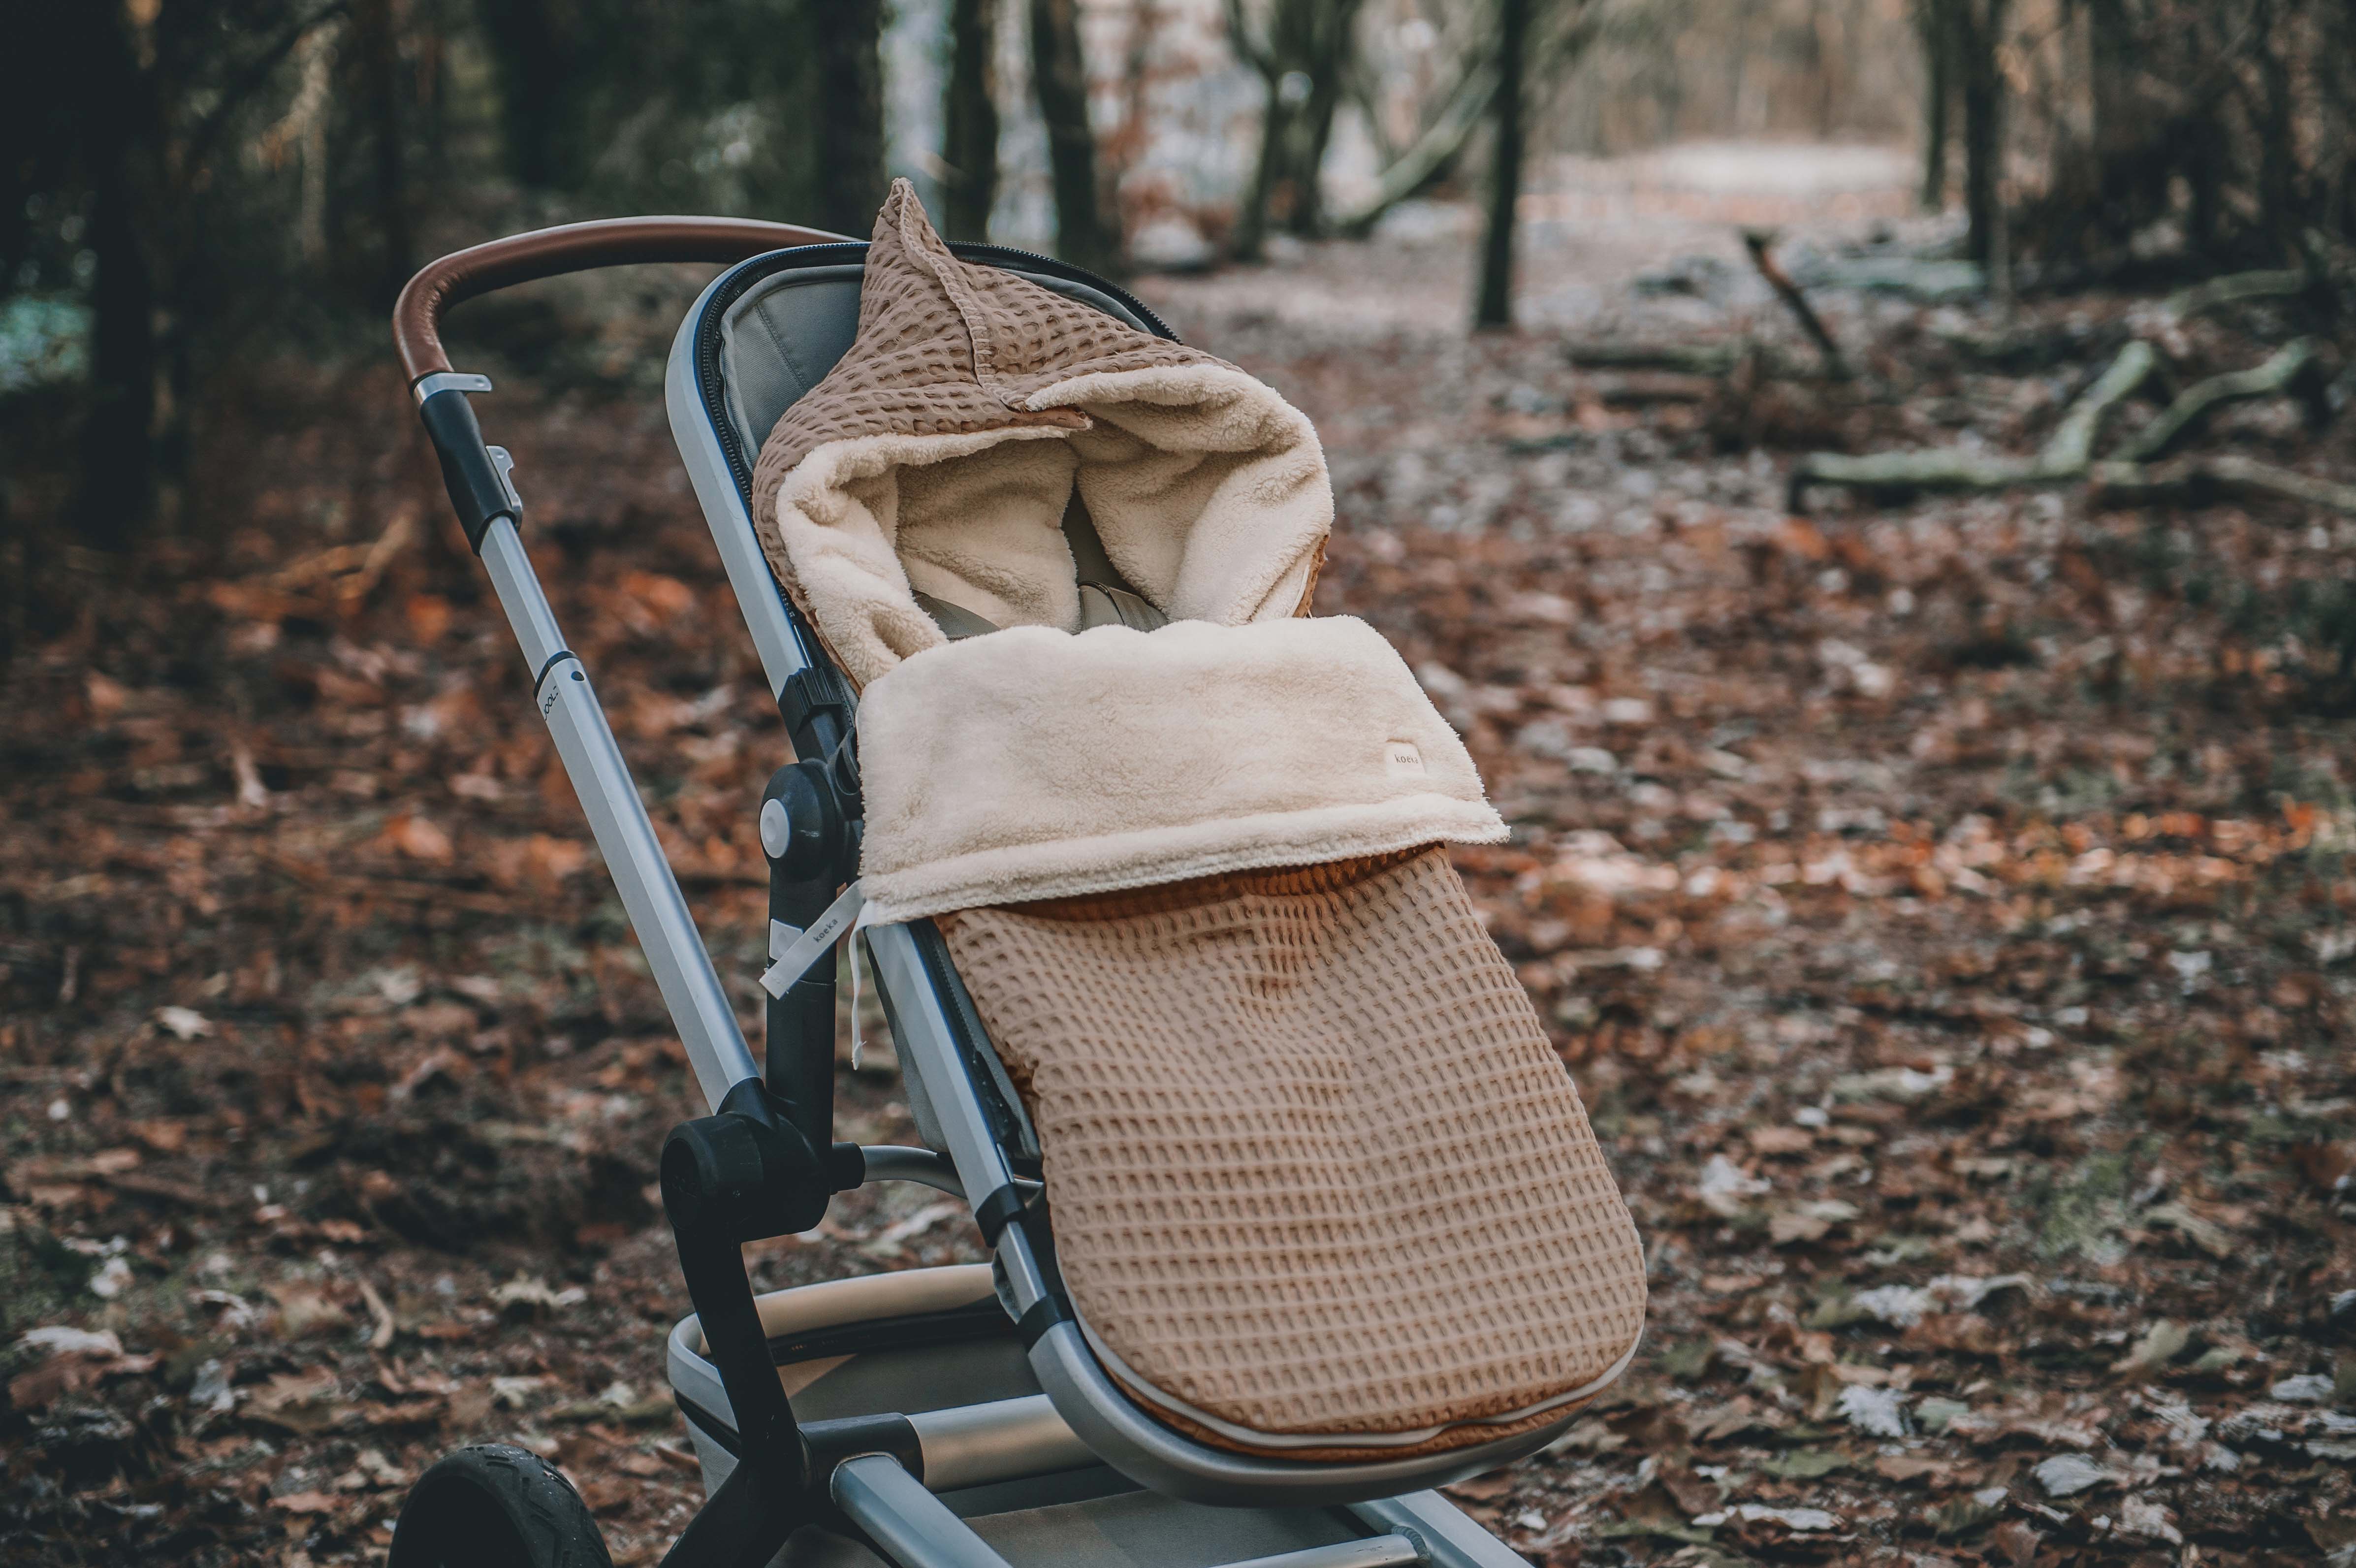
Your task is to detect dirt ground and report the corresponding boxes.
[4,148,2355,1566]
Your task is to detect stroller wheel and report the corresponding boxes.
[388,1444,613,1568]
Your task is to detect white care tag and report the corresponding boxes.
[759,881,867,998]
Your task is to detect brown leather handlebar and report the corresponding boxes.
[392,215,852,382]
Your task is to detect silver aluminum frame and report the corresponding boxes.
[478,512,757,1109]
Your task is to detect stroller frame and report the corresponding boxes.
[391,220,1560,1568]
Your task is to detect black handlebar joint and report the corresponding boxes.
[417,386,519,553]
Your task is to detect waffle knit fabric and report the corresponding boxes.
[935,848,1649,1460]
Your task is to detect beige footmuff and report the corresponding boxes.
[751,182,1647,1462]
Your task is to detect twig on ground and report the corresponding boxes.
[2038,341,2161,470]
[1743,230,1850,381]
[1933,318,2126,373]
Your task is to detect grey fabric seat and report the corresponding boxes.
[717,260,1171,641]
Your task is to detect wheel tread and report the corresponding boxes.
[388,1442,614,1568]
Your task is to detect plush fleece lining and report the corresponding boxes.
[855,617,1505,923]
[751,182,1329,689]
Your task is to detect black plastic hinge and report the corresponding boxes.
[800,1413,924,1481]
[779,664,855,744]
[973,1183,1047,1250]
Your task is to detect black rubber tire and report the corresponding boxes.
[387,1444,614,1568]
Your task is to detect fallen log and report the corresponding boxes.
[1593,373,1719,406]
[2164,267,2312,320]
[2088,455,2356,515]
[1563,340,1744,376]
[1933,318,2125,373]
[1784,448,2049,510]
[2038,340,2161,469]
[1799,256,1985,303]
[1787,339,2157,509]
[2114,339,2327,462]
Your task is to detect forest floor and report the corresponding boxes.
[4,150,2356,1567]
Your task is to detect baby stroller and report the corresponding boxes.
[384,184,1646,1568]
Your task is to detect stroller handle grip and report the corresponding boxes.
[392,215,850,381]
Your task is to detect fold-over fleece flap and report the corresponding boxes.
[750,181,1330,688]
[854,615,1507,922]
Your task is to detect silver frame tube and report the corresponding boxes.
[479,520,568,674]
[832,1454,1015,1568]
[1023,1317,1564,1506]
[859,1145,966,1197]
[481,517,758,1109]
[863,924,1053,1312]
[907,1395,1098,1490]
[1347,1495,1537,1568]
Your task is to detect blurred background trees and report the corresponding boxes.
[5,0,2356,638]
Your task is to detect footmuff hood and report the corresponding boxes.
[750,180,1329,689]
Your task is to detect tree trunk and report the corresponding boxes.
[1226,0,1364,253]
[943,0,1001,241]
[1333,57,1499,238]
[1473,0,1529,330]
[814,0,889,236]
[1233,72,1286,261]
[78,11,158,551]
[353,0,411,308]
[1955,0,2009,274]
[1915,0,1953,209]
[2249,0,2299,259]
[1030,0,1114,274]
[475,0,575,188]
[81,138,158,550]
[1287,67,1349,237]
[2084,0,2138,223]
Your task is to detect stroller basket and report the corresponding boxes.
[382,192,1641,1568]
